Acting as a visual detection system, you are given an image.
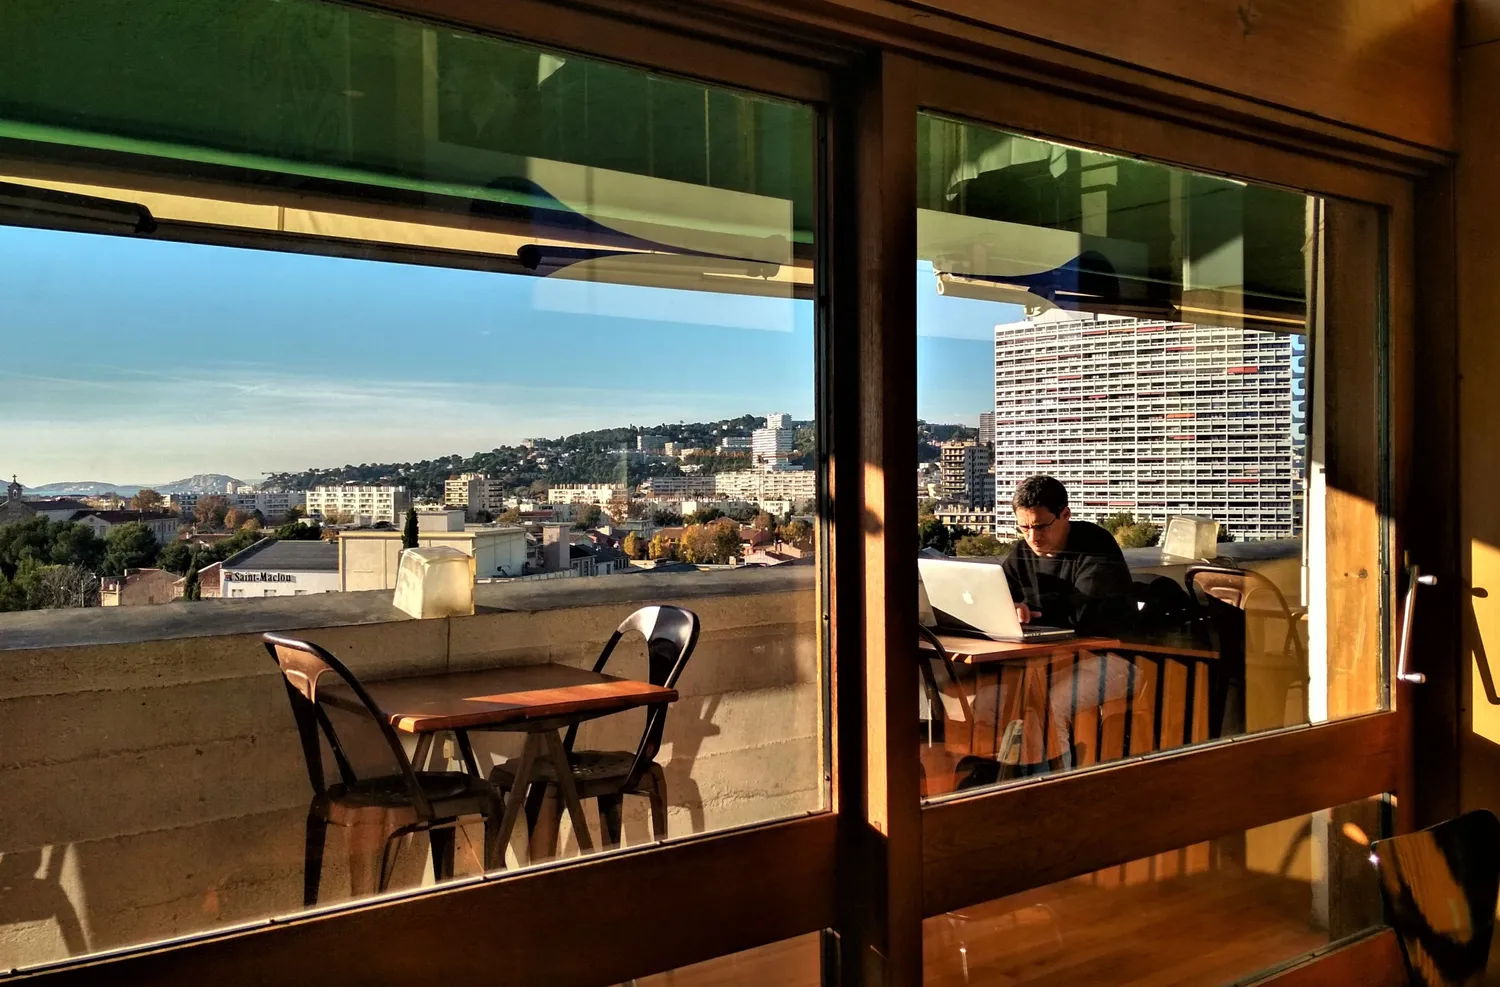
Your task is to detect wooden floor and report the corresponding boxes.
[642,861,1331,987]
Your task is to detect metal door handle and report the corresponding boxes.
[1396,565,1437,685]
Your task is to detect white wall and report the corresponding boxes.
[221,569,342,598]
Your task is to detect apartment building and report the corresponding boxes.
[752,415,795,470]
[978,412,996,448]
[939,441,992,508]
[713,469,816,504]
[640,475,718,497]
[444,473,505,518]
[545,484,627,507]
[305,485,411,525]
[992,310,1303,539]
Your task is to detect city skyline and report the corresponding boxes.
[2,224,1008,481]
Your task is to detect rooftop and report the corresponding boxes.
[221,537,339,572]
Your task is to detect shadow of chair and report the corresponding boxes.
[1187,564,1309,735]
[489,605,700,856]
[1372,809,1500,987]
[0,847,88,956]
[263,633,502,904]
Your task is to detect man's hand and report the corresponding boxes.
[1016,602,1040,624]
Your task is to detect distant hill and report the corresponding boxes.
[25,481,142,496]
[156,474,245,495]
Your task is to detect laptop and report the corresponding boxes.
[917,557,1076,643]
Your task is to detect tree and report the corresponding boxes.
[678,518,742,564]
[622,532,645,560]
[647,533,676,561]
[224,508,250,530]
[402,507,420,550]
[131,488,165,512]
[1114,522,1161,549]
[684,506,724,525]
[778,519,812,549]
[473,509,494,524]
[649,507,682,526]
[195,495,230,530]
[1099,512,1137,535]
[752,511,775,531]
[279,504,306,526]
[954,533,1010,557]
[182,559,201,601]
[496,507,522,524]
[11,557,98,609]
[573,504,603,531]
[917,515,953,554]
[100,523,160,576]
[157,540,195,574]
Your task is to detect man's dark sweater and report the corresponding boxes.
[1002,520,1135,635]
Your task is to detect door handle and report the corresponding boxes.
[1396,565,1438,685]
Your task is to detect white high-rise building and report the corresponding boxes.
[306,485,411,526]
[978,412,996,448]
[992,310,1303,540]
[752,413,795,470]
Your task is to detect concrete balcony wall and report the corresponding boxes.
[0,568,821,971]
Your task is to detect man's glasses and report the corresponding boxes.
[1016,518,1058,534]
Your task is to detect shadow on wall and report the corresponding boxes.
[0,846,88,958]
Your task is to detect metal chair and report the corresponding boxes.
[263,633,503,904]
[1372,809,1500,987]
[488,605,700,852]
[1186,564,1309,736]
[917,626,1008,795]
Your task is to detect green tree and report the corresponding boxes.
[182,559,201,601]
[954,533,1010,557]
[157,540,195,574]
[917,515,953,554]
[402,507,420,549]
[1099,512,1136,535]
[684,506,724,525]
[622,531,645,560]
[100,523,160,576]
[131,488,165,512]
[279,504,306,526]
[573,504,603,530]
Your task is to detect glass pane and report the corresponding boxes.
[637,933,824,986]
[914,113,1385,798]
[0,0,823,973]
[923,798,1390,986]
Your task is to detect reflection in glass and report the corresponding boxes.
[637,933,824,986]
[0,0,823,971]
[924,799,1389,986]
[915,114,1381,799]
[1374,809,1500,987]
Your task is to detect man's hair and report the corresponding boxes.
[1013,475,1068,515]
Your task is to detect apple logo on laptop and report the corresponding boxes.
[962,591,974,605]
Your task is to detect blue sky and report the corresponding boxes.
[1,227,1017,483]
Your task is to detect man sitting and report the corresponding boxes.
[1003,475,1135,636]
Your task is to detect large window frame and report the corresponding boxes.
[7,2,1443,986]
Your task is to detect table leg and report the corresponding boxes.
[492,733,543,869]
[412,734,434,771]
[543,729,595,853]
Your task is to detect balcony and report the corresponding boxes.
[0,567,820,971]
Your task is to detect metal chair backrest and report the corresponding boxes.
[262,632,433,818]
[1186,564,1305,662]
[565,605,700,789]
[1373,809,1500,987]
[917,625,976,749]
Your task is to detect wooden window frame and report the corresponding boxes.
[8,3,1444,986]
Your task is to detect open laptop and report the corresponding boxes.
[917,557,1075,643]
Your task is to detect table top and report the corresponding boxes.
[929,634,1121,664]
[320,662,677,734]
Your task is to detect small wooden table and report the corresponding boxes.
[321,663,676,865]
[928,633,1120,664]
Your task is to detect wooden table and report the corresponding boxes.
[321,663,676,866]
[927,633,1120,665]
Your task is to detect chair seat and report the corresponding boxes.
[490,749,648,796]
[317,771,494,825]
